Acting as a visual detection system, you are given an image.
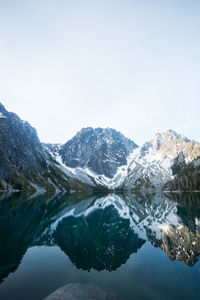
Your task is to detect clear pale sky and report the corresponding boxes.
[0,0,199,145]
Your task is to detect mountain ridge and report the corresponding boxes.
[0,103,199,193]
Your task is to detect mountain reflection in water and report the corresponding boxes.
[0,192,200,299]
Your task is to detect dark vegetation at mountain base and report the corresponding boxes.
[164,158,200,192]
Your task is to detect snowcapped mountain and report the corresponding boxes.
[51,128,200,191]
[0,102,199,192]
[60,127,138,178]
[123,129,200,191]
[146,129,200,161]
[45,127,139,189]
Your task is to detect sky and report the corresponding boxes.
[0,0,199,146]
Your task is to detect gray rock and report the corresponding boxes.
[0,103,47,190]
[60,127,138,178]
[44,283,118,300]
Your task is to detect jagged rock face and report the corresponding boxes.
[60,127,138,178]
[150,129,200,160]
[51,128,200,191]
[123,130,200,191]
[0,103,47,188]
[0,102,199,192]
[0,103,91,193]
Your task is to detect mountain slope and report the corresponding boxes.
[0,104,92,194]
[0,103,47,191]
[0,103,199,192]
[54,128,200,191]
[123,130,200,191]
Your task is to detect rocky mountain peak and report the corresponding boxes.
[153,129,189,144]
[76,127,128,142]
[149,129,196,159]
[0,103,199,193]
[161,129,189,141]
[60,127,138,178]
[0,103,41,143]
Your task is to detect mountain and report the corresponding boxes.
[0,103,92,194]
[60,127,138,178]
[47,127,139,189]
[0,102,199,192]
[146,129,200,161]
[123,129,200,191]
[52,128,200,191]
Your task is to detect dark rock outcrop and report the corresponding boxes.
[0,103,47,190]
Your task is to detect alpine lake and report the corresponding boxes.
[0,191,200,300]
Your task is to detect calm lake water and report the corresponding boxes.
[0,192,200,300]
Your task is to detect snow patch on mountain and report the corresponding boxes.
[51,145,174,189]
[123,146,174,190]
[44,128,200,191]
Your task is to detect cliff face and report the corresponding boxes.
[122,130,200,191]
[60,127,138,178]
[0,103,47,190]
[0,104,92,193]
[150,129,200,160]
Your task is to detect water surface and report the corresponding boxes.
[0,192,200,300]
